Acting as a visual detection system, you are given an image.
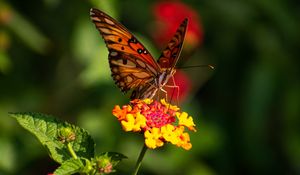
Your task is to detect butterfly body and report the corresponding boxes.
[90,8,187,100]
[131,69,176,99]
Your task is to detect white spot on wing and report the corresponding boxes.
[90,9,95,15]
[110,51,118,57]
[104,18,115,25]
[99,28,111,34]
[91,17,101,22]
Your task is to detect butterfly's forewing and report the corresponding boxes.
[90,8,161,93]
[157,18,188,71]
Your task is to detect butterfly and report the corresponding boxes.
[90,8,188,100]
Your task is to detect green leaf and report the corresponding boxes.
[10,112,95,164]
[54,158,84,175]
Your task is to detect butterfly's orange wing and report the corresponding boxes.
[90,8,161,94]
[157,18,188,71]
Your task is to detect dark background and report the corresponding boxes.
[0,0,299,175]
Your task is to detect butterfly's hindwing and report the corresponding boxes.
[108,49,155,93]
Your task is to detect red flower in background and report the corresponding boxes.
[153,1,203,50]
[152,1,202,102]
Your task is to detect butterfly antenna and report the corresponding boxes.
[178,64,215,70]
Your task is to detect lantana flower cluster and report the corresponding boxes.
[112,99,196,150]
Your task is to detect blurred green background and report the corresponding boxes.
[0,0,299,174]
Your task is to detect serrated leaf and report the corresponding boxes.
[10,112,95,164]
[54,158,83,175]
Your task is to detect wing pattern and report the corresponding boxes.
[157,18,188,71]
[90,8,161,93]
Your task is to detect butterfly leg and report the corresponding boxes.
[164,84,180,105]
[159,88,168,101]
[164,74,180,105]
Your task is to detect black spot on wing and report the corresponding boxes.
[137,49,143,54]
[128,36,138,44]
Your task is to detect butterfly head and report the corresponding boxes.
[158,69,176,87]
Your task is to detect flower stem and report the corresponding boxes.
[132,144,148,175]
[67,142,78,159]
